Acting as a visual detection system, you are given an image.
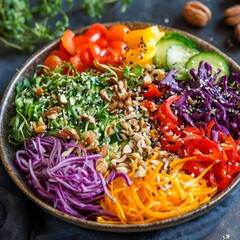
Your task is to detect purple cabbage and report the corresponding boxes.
[158,61,240,140]
[15,136,131,220]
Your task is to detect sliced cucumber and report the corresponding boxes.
[186,51,230,78]
[161,32,196,48]
[153,32,196,69]
[154,40,186,69]
[166,45,200,80]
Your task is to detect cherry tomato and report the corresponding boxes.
[73,35,89,53]
[85,23,108,39]
[88,43,101,58]
[80,47,94,66]
[49,50,71,61]
[107,24,130,41]
[43,55,62,70]
[61,29,76,56]
[70,55,86,72]
[97,47,119,65]
[108,41,127,54]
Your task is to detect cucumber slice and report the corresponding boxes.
[186,51,230,78]
[162,32,196,48]
[153,32,197,69]
[166,45,200,80]
[154,40,186,69]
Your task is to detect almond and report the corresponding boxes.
[183,1,212,27]
[44,107,62,116]
[57,129,79,140]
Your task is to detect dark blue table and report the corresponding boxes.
[0,1,239,239]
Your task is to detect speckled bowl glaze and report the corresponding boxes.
[0,22,240,232]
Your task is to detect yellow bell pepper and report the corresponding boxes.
[124,26,165,65]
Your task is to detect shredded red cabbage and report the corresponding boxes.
[158,61,240,140]
[15,136,131,220]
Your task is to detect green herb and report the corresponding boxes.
[0,0,73,51]
[82,0,132,18]
[0,0,132,51]
[123,64,143,87]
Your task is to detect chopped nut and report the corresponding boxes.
[123,112,137,120]
[85,131,96,145]
[44,106,62,119]
[86,145,100,152]
[34,125,47,133]
[123,144,132,154]
[125,97,133,106]
[151,69,166,81]
[57,128,79,140]
[100,145,108,157]
[60,94,68,105]
[133,166,146,178]
[95,158,108,174]
[143,74,153,86]
[118,80,124,89]
[108,102,118,111]
[34,87,44,96]
[100,89,111,102]
[80,114,96,123]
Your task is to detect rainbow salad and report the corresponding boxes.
[9,23,240,224]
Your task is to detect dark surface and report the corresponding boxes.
[0,0,239,239]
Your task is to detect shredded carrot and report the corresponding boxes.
[97,154,218,224]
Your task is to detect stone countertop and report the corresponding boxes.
[0,0,239,239]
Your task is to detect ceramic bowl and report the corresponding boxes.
[0,22,240,232]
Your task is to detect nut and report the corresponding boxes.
[235,24,240,42]
[57,128,79,140]
[224,5,240,27]
[34,87,44,96]
[95,158,107,174]
[183,1,211,27]
[44,106,62,119]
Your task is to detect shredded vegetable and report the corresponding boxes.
[158,61,240,140]
[97,154,217,224]
[15,136,130,219]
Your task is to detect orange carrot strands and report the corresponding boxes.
[97,154,218,224]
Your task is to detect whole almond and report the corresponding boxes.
[224,5,240,26]
[183,1,212,27]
